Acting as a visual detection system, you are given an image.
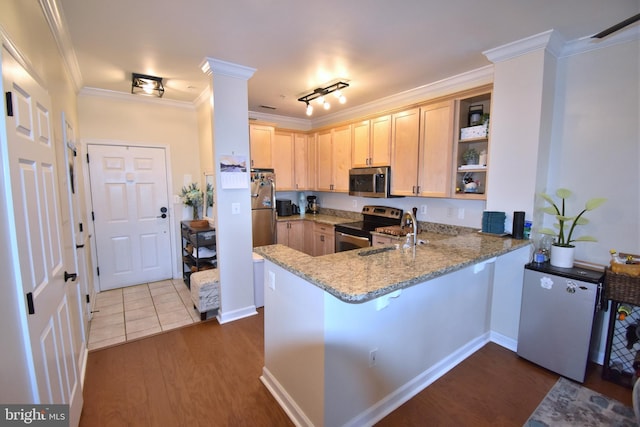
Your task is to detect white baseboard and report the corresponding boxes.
[216,305,257,324]
[490,330,518,352]
[260,368,313,427]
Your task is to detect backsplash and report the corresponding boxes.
[319,207,477,235]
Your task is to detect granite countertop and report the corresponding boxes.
[254,233,532,304]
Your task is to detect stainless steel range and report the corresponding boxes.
[334,205,403,252]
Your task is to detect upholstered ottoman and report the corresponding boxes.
[190,269,220,320]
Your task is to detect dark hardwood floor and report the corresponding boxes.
[80,309,632,427]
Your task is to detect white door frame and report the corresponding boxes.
[81,139,177,292]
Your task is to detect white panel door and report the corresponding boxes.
[3,49,82,424]
[88,144,171,290]
[62,115,89,367]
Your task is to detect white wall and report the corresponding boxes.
[78,93,200,198]
[77,93,200,279]
[551,40,639,263]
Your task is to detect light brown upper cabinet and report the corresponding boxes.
[273,130,295,190]
[390,100,454,197]
[273,130,313,191]
[351,115,391,168]
[316,125,352,192]
[249,124,274,169]
[417,100,454,198]
[293,133,312,190]
[390,108,420,196]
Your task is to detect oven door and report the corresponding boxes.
[335,231,371,253]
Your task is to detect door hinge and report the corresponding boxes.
[86,294,90,304]
[96,266,100,276]
[91,211,95,221]
[26,292,35,315]
[5,92,13,117]
[86,153,90,163]
[79,222,83,233]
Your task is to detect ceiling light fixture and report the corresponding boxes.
[131,73,165,98]
[298,81,349,116]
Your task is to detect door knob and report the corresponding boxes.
[64,271,77,282]
[157,213,167,218]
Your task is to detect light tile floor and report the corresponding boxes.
[88,278,203,350]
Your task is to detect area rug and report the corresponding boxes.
[524,377,636,426]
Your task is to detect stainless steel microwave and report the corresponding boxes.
[348,166,391,198]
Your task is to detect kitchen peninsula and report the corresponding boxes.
[254,233,531,427]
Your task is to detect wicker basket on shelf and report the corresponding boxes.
[604,267,640,305]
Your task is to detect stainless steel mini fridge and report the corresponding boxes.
[250,169,276,247]
[517,262,604,382]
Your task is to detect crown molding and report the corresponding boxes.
[0,24,48,89]
[79,87,195,110]
[483,30,567,63]
[310,65,494,128]
[38,0,83,92]
[201,57,256,80]
[248,111,312,131]
[562,25,639,58]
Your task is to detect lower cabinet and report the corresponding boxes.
[304,220,315,255]
[276,220,305,252]
[313,223,335,256]
[277,219,334,256]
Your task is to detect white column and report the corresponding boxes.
[202,58,257,323]
[483,30,564,234]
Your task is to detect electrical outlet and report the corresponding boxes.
[268,271,275,290]
[420,205,427,215]
[447,207,455,218]
[369,348,378,367]
[232,203,240,214]
[458,208,465,219]
[353,200,358,209]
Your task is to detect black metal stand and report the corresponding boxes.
[602,300,638,389]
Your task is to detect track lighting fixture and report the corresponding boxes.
[131,73,164,98]
[298,81,349,116]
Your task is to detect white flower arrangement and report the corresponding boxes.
[180,182,203,219]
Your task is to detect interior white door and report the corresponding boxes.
[88,144,172,290]
[3,49,83,424]
[62,115,90,359]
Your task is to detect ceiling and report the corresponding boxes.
[57,0,639,120]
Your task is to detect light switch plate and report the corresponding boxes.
[232,203,240,214]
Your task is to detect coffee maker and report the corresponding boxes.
[306,196,318,214]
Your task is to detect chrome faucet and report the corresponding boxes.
[402,209,418,247]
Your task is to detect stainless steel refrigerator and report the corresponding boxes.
[250,169,276,247]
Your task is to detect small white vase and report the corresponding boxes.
[550,245,575,268]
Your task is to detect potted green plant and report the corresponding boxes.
[538,188,606,267]
[463,148,479,165]
[180,182,204,221]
